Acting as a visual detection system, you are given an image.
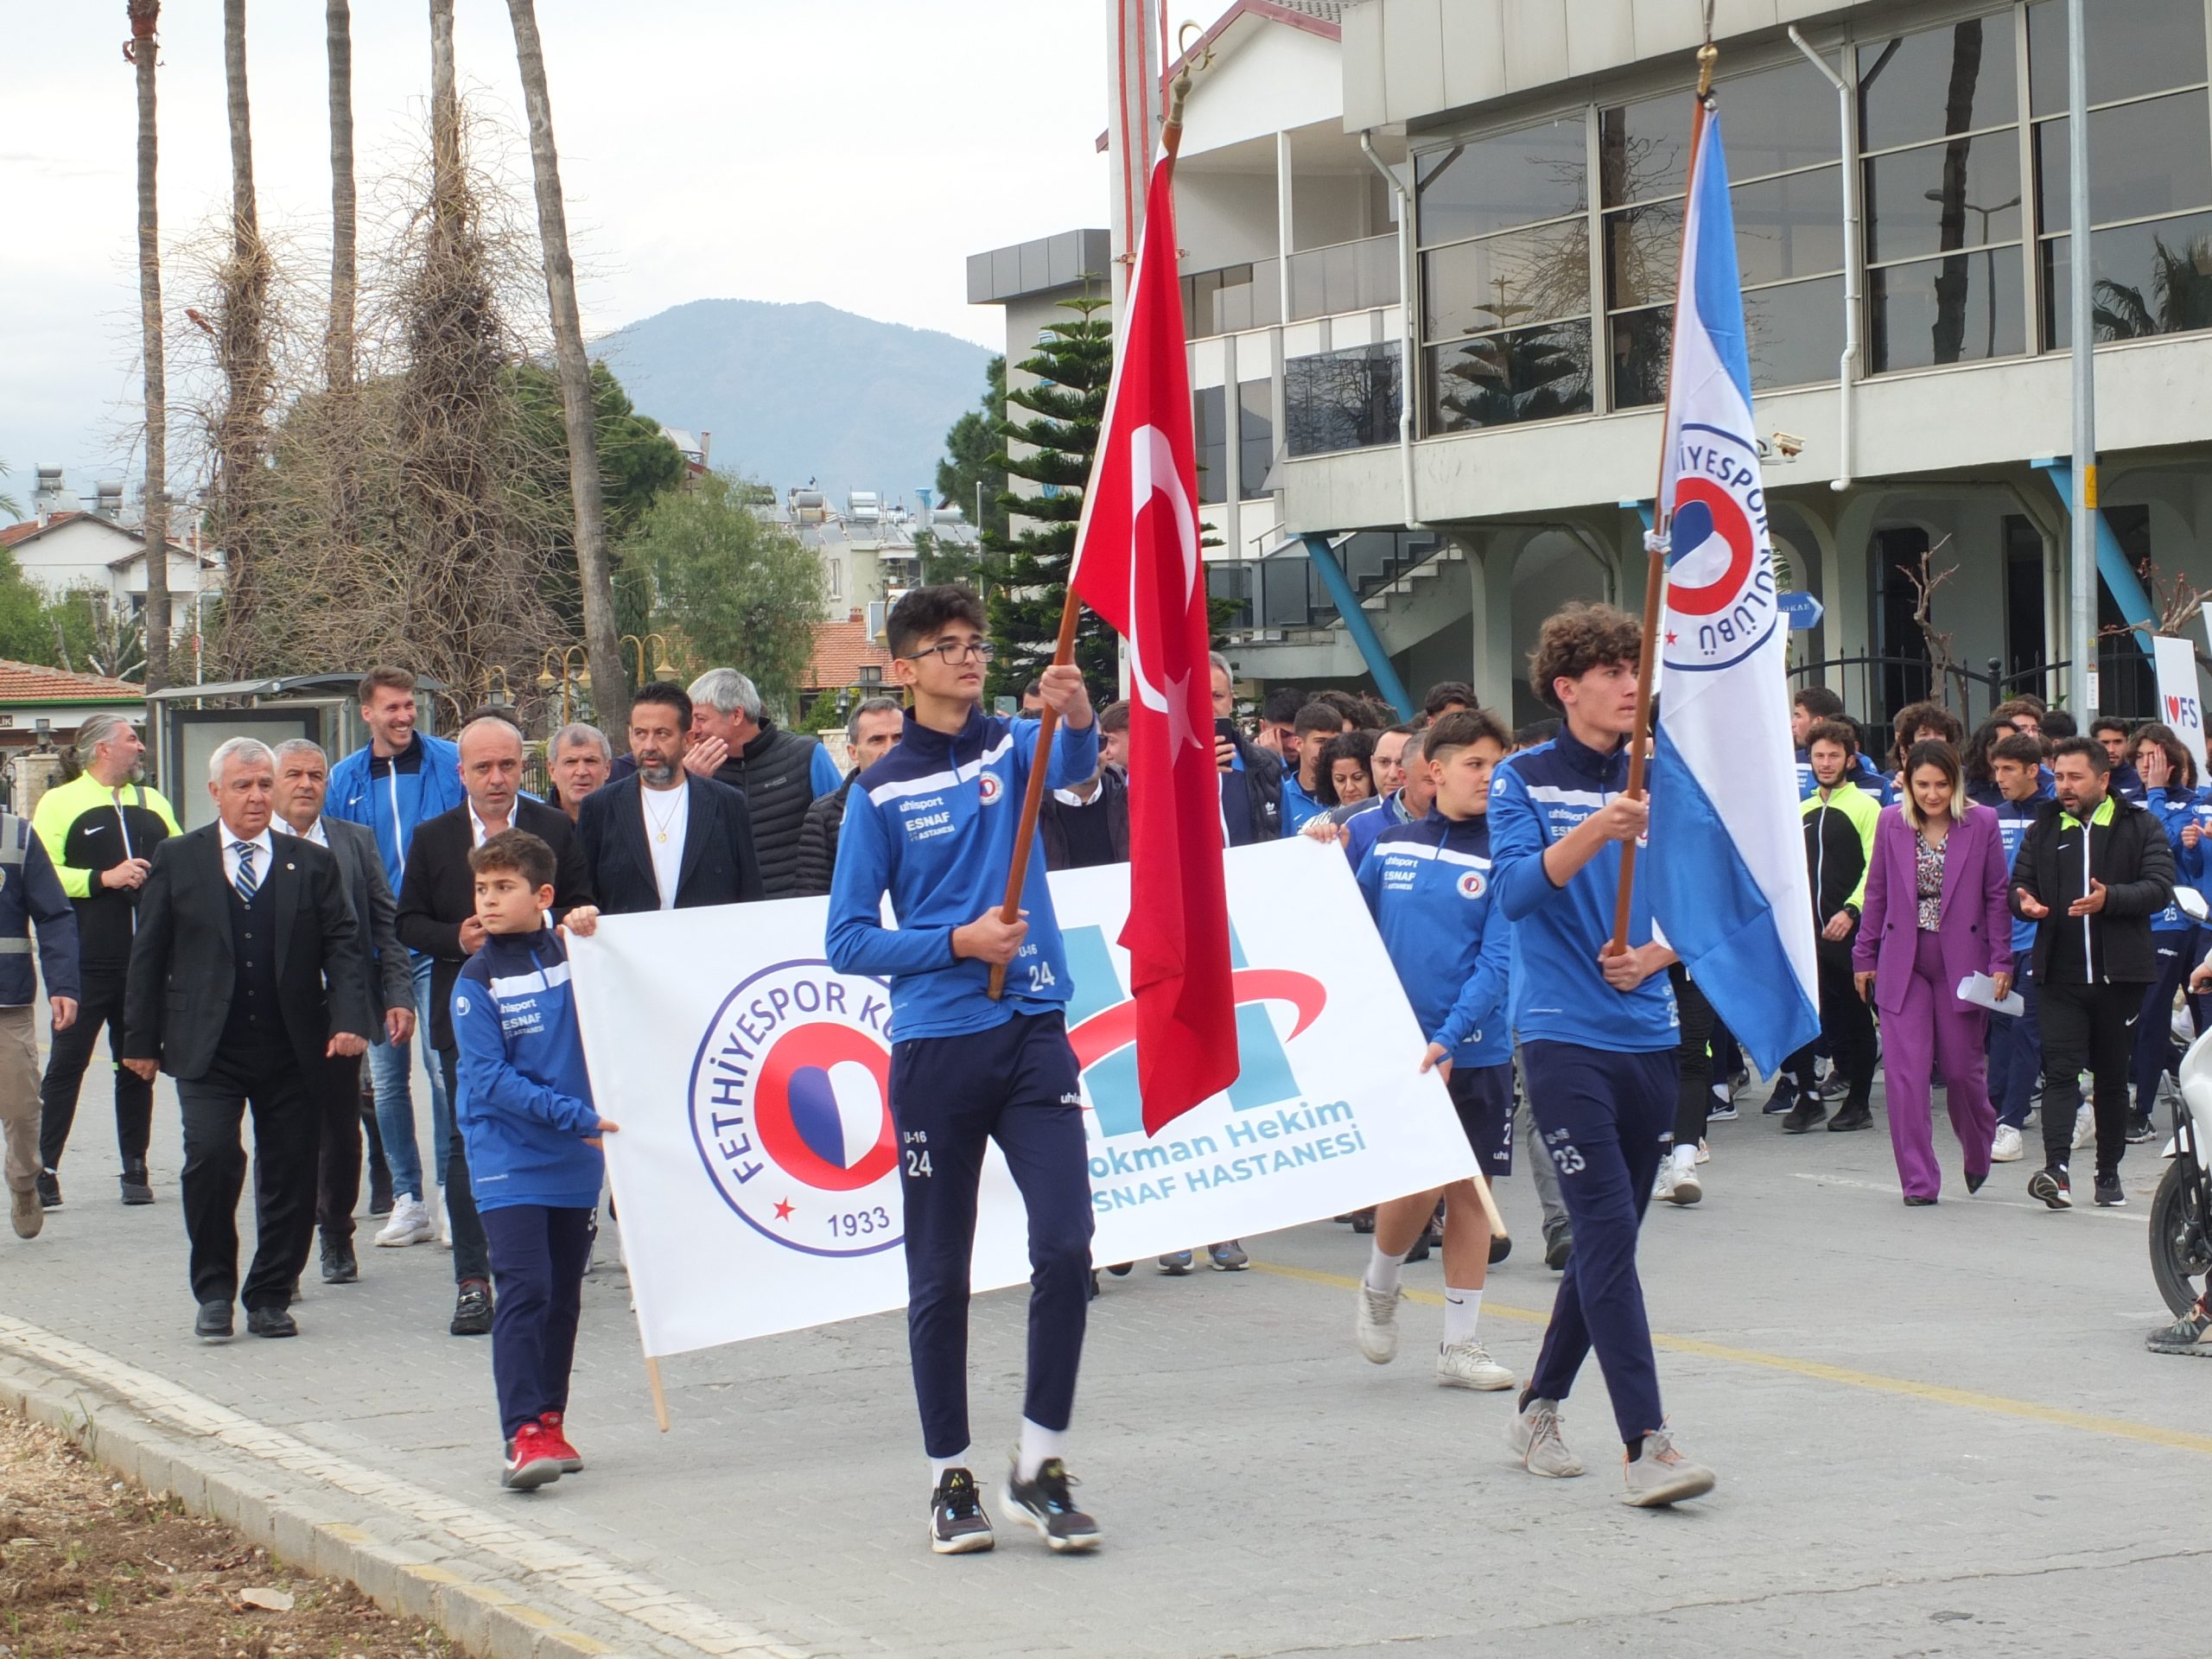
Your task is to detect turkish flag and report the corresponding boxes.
[1070,147,1237,1134]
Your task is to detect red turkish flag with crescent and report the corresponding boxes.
[1069,148,1237,1134]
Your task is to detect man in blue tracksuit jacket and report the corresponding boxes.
[1987,732,2053,1148]
[825,585,1103,1557]
[450,828,613,1491]
[1488,601,1713,1510]
[326,667,466,1237]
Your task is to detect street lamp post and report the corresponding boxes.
[1922,189,2021,357]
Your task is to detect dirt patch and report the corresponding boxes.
[0,1408,452,1658]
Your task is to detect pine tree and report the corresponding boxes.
[983,294,1116,698]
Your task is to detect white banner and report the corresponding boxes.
[567,837,1476,1357]
[2154,632,2208,774]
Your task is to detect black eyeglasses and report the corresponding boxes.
[903,639,996,664]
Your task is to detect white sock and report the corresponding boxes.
[1363,1244,1408,1296]
[1672,1142,1698,1173]
[1016,1418,1065,1482]
[929,1446,974,1487]
[1442,1286,1483,1346]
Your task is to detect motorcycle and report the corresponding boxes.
[2156,888,2212,1317]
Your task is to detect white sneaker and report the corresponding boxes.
[374,1198,433,1248]
[1667,1166,1702,1205]
[1991,1124,2024,1163]
[1355,1283,1400,1364]
[2072,1104,2094,1150]
[1652,1163,1677,1203]
[1621,1426,1716,1508]
[1437,1340,1515,1391]
[1505,1397,1584,1478]
[1694,1139,1711,1166]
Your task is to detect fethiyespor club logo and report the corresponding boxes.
[1663,423,1777,673]
[688,958,901,1258]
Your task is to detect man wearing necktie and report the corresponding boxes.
[123,737,374,1341]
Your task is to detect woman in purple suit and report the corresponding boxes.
[1852,740,2012,1204]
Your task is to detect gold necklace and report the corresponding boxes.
[643,784,684,844]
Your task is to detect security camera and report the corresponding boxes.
[1771,431,1805,459]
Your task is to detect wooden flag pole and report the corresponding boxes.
[644,1354,670,1433]
[988,34,1205,1001]
[1609,41,1718,955]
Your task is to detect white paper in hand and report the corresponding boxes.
[1957,972,2025,1018]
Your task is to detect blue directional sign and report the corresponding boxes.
[1778,590,1824,632]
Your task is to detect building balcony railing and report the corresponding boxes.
[1205,529,1445,634]
[1184,232,1402,339]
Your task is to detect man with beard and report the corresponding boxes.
[576,683,763,914]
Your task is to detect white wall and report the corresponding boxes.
[1175,169,1281,272]
[1180,22,1343,161]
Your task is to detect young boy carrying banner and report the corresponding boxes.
[825,585,1103,1556]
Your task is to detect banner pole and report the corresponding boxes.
[1466,1160,1508,1243]
[644,1353,671,1433]
[1610,43,1717,955]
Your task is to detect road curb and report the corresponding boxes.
[0,1351,634,1658]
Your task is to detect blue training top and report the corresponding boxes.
[2142,785,2196,932]
[1488,728,1679,1052]
[826,705,1098,1041]
[1357,807,1511,1071]
[451,926,604,1212]
[1992,784,2054,957]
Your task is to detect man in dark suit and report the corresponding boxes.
[271,739,416,1287]
[397,715,591,1336]
[578,682,764,914]
[123,738,373,1341]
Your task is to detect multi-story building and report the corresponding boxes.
[971,0,2212,732]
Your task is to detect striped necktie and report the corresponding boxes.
[233,841,258,903]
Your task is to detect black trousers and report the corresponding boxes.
[1670,966,1716,1148]
[38,962,154,1172]
[1788,945,1878,1107]
[435,1046,493,1285]
[2037,979,2141,1179]
[179,1052,319,1312]
[315,1053,365,1243]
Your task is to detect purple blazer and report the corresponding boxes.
[1850,802,2012,1017]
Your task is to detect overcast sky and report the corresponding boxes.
[0,0,1113,515]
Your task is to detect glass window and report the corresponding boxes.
[1859,14,2018,151]
[1193,386,1226,505]
[1414,114,1588,246]
[2044,211,2212,345]
[1732,165,1847,284]
[1598,96,1689,207]
[2029,0,2209,116]
[1206,563,1253,632]
[1287,344,1402,457]
[1421,219,1591,340]
[1865,132,2023,263]
[1238,380,1273,500]
[1427,321,1593,434]
[2035,92,2212,234]
[1869,245,2027,370]
[1711,59,1841,181]
[1746,274,1850,386]
[1605,200,1682,309]
[1609,307,1672,410]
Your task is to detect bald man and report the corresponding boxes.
[396,717,592,1336]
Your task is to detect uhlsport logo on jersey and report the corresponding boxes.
[1456,869,1486,899]
[687,958,900,1260]
[1662,423,1777,673]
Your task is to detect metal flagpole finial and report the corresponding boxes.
[1696,41,1719,101]
[1166,20,1212,136]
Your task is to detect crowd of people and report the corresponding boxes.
[3,588,2208,1544]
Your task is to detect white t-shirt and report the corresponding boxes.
[641,779,689,911]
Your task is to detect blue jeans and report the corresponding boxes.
[365,954,448,1203]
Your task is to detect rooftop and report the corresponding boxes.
[804,610,894,692]
[0,658,144,704]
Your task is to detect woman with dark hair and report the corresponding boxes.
[1853,740,2011,1203]
[1318,730,1377,810]
[2126,723,2200,1137]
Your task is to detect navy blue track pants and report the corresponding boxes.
[481,1203,594,1440]
[1522,1039,1677,1446]
[890,1009,1092,1459]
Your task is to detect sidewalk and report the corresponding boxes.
[5,1066,2211,1659]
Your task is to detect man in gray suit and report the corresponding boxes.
[271,740,417,1286]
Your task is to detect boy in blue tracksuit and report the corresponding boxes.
[1488,601,1714,1510]
[450,830,615,1493]
[826,585,1102,1557]
[1986,734,2053,1158]
[1351,709,1518,1395]
[2132,731,2200,1135]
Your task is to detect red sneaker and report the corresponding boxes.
[538,1411,584,1472]
[501,1421,563,1491]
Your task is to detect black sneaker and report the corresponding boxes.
[451,1278,494,1336]
[2093,1173,2127,1207]
[2027,1166,2072,1209]
[368,1173,395,1217]
[2147,1300,2212,1357]
[1819,1072,1850,1102]
[1781,1098,1827,1134]
[1760,1082,1797,1116]
[321,1236,359,1284]
[2126,1114,2157,1145]
[246,1305,298,1338]
[1001,1457,1100,1553]
[1350,1209,1376,1235]
[1827,1103,1875,1133]
[36,1168,60,1210]
[194,1300,233,1342]
[1542,1223,1572,1272]
[928,1467,995,1554]
[1488,1231,1512,1265]
[119,1160,153,1205]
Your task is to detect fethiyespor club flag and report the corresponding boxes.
[1644,100,1821,1074]
[1068,144,1237,1133]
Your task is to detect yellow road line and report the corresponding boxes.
[1249,1259,2212,1459]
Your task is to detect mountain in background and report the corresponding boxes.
[588,299,995,511]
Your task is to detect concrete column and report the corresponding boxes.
[1471,534,1520,715]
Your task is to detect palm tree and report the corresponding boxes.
[0,461,22,524]
[324,0,359,554]
[126,1,169,690]
[505,0,628,734]
[213,0,273,671]
[2094,235,2212,340]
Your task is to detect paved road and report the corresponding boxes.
[3,1054,2209,1659]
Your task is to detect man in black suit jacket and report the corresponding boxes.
[123,738,373,1341]
[271,740,416,1287]
[396,715,590,1335]
[578,682,764,914]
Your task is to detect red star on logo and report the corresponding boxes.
[1664,630,1679,645]
[772,1198,794,1221]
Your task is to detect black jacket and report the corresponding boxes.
[794,772,854,899]
[1041,766,1130,870]
[317,817,415,1020]
[395,798,592,1050]
[576,774,764,915]
[123,824,374,1082]
[1226,736,1284,845]
[711,721,823,898]
[2008,793,2176,986]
